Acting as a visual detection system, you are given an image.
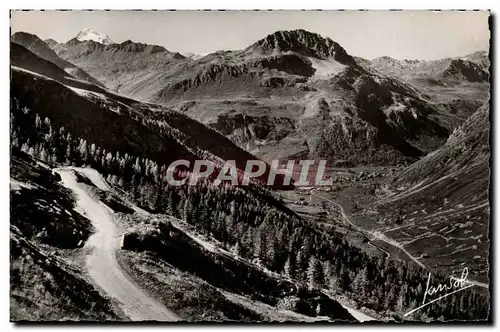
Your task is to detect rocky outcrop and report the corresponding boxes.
[252,53,315,77]
[442,58,489,82]
[246,29,358,66]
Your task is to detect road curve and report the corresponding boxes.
[311,191,489,289]
[310,191,427,269]
[56,167,181,321]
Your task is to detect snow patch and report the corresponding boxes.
[76,28,114,45]
[66,86,110,103]
[309,57,346,78]
[11,66,53,81]
[10,179,36,192]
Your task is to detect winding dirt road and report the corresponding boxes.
[311,190,427,269]
[56,167,180,321]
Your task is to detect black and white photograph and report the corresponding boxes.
[9,9,492,323]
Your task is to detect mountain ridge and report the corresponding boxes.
[40,28,489,166]
[11,32,104,87]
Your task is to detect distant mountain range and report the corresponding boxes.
[369,53,489,83]
[10,28,490,167]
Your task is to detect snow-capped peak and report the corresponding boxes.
[183,52,209,60]
[75,28,114,45]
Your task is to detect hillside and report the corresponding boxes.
[47,33,186,98]
[53,167,355,321]
[11,43,296,188]
[368,54,490,130]
[11,32,104,87]
[370,56,489,83]
[373,103,490,280]
[461,50,490,70]
[9,48,358,320]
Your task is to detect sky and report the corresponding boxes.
[10,10,490,60]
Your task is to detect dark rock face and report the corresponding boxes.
[252,53,316,77]
[210,113,296,142]
[443,59,489,82]
[12,32,73,68]
[105,40,169,54]
[247,29,357,66]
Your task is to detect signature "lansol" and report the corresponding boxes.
[404,267,474,317]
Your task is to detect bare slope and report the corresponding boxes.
[48,35,186,98]
[11,32,104,87]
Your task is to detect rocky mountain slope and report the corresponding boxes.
[461,50,490,70]
[368,53,490,131]
[9,45,361,321]
[370,56,489,83]
[11,27,491,322]
[46,32,186,99]
[11,32,104,87]
[75,28,114,45]
[43,28,489,166]
[160,30,452,165]
[11,42,294,188]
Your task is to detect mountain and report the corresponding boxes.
[47,35,186,98]
[154,30,452,165]
[44,38,59,48]
[75,28,114,45]
[11,32,104,87]
[10,27,491,322]
[42,28,490,166]
[370,55,489,83]
[183,52,208,60]
[152,29,361,101]
[11,42,297,189]
[369,53,490,131]
[244,29,358,66]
